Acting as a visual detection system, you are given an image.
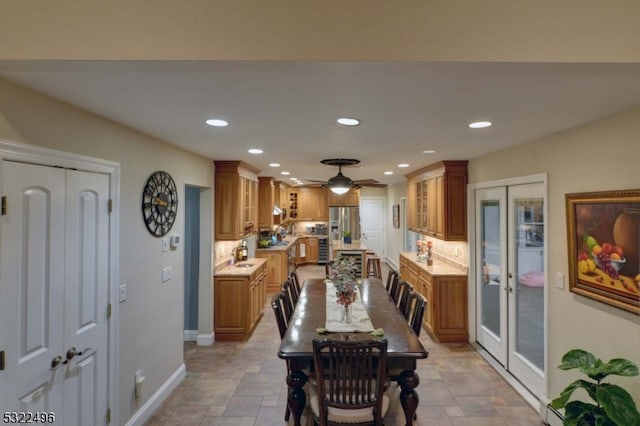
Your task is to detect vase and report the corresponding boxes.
[340,304,352,323]
[343,236,352,244]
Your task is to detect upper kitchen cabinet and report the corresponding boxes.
[273,181,289,224]
[328,188,360,207]
[214,161,259,240]
[406,161,468,241]
[297,187,329,221]
[258,176,276,229]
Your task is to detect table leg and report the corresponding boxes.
[286,369,308,426]
[398,370,420,426]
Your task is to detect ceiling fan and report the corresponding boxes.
[300,159,387,194]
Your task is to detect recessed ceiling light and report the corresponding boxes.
[336,117,360,127]
[281,171,290,175]
[468,121,492,129]
[398,163,410,168]
[384,171,394,175]
[289,177,298,181]
[205,119,228,127]
[422,150,437,154]
[269,163,280,167]
[248,148,263,154]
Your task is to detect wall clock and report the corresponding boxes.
[142,171,178,237]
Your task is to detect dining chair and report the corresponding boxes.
[311,338,389,426]
[289,271,302,296]
[400,288,416,321]
[409,292,427,337]
[385,269,399,294]
[282,279,298,308]
[280,281,295,320]
[271,292,294,421]
[396,281,413,314]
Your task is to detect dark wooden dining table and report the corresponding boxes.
[278,278,429,426]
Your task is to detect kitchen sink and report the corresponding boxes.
[234,263,254,268]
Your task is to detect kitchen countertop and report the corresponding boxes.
[255,237,297,252]
[400,252,467,276]
[332,240,368,251]
[215,257,267,276]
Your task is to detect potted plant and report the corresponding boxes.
[342,230,352,244]
[551,348,640,426]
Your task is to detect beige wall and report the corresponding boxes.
[1,1,639,62]
[468,106,640,402]
[0,78,215,424]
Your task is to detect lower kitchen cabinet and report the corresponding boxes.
[399,253,468,343]
[256,249,289,293]
[214,261,266,341]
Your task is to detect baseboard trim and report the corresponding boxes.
[197,332,214,346]
[183,329,198,341]
[125,363,186,426]
[540,398,564,426]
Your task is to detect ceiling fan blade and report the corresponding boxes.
[353,179,387,188]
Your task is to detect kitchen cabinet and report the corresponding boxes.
[399,253,468,342]
[295,237,319,265]
[214,161,259,240]
[406,161,468,241]
[297,187,329,221]
[288,189,298,220]
[258,176,275,229]
[256,241,296,293]
[214,260,266,341]
[274,181,289,224]
[328,188,360,206]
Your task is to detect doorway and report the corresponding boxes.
[474,179,546,400]
[184,186,201,341]
[360,196,386,257]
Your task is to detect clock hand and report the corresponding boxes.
[153,197,169,207]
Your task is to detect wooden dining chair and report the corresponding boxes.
[311,338,389,426]
[396,281,413,314]
[271,292,294,421]
[289,271,302,296]
[282,279,298,308]
[409,293,427,337]
[385,269,399,294]
[280,281,295,320]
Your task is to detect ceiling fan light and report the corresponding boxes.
[327,171,353,195]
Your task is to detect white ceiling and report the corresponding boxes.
[2,61,640,186]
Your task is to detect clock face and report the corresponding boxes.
[142,171,178,237]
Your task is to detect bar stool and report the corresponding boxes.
[366,256,382,279]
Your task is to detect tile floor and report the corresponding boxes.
[146,265,544,425]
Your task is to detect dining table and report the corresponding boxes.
[278,277,429,426]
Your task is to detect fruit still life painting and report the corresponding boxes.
[565,189,640,314]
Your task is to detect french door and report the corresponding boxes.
[0,161,110,425]
[475,182,545,398]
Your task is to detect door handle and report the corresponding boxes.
[50,355,63,370]
[64,347,93,364]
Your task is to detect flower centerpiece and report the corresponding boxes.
[327,255,360,322]
[416,239,433,264]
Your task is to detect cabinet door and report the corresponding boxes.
[307,238,319,263]
[419,271,434,331]
[407,180,417,230]
[297,188,314,220]
[343,189,360,206]
[215,172,241,240]
[315,189,329,220]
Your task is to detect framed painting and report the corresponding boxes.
[565,189,640,314]
[392,204,400,229]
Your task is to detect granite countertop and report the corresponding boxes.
[332,240,368,251]
[215,257,268,276]
[255,237,297,252]
[400,252,467,277]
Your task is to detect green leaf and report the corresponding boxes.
[564,401,600,425]
[560,349,597,371]
[552,380,597,409]
[597,383,640,426]
[602,358,639,377]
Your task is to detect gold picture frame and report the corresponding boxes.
[565,189,640,314]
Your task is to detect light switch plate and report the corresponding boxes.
[162,237,169,252]
[119,283,127,302]
[162,266,172,282]
[555,272,564,289]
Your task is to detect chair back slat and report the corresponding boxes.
[397,280,413,314]
[385,269,399,295]
[289,271,302,296]
[282,279,298,308]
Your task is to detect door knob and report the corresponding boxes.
[66,346,78,361]
[50,355,63,370]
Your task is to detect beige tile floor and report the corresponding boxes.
[146,265,543,425]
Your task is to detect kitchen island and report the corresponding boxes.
[214,258,267,341]
[331,240,369,278]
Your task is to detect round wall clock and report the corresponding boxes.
[142,171,178,237]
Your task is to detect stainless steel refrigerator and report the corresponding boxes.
[329,206,361,241]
